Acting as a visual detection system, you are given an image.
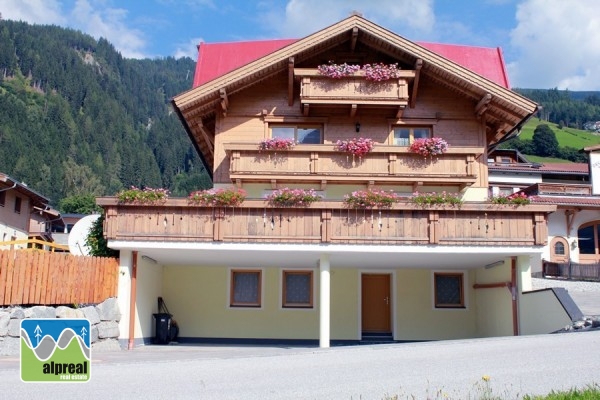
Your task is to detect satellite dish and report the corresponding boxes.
[68,214,100,256]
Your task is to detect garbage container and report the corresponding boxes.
[153,313,172,344]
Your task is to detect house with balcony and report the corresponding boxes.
[0,172,62,250]
[98,15,576,348]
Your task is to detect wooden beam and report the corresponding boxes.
[565,209,578,237]
[197,120,214,158]
[219,88,229,116]
[409,59,423,109]
[350,104,357,118]
[350,27,358,52]
[288,57,295,106]
[303,104,310,117]
[320,180,327,190]
[396,106,405,119]
[475,93,492,117]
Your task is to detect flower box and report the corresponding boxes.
[410,191,462,208]
[188,187,247,207]
[266,188,322,207]
[343,189,399,209]
[335,137,374,158]
[117,186,170,205]
[409,137,449,157]
[490,192,531,206]
[259,138,296,151]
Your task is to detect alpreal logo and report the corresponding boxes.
[20,319,91,382]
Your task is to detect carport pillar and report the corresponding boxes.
[319,254,331,348]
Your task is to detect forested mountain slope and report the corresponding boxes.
[0,20,210,207]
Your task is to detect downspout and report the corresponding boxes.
[511,257,519,336]
[0,182,17,192]
[128,251,138,350]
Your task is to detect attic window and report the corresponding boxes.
[270,125,322,144]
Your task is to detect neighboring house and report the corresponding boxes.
[98,15,573,348]
[50,213,86,248]
[0,172,61,250]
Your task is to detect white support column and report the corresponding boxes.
[319,254,331,348]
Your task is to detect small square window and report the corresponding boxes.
[230,270,261,307]
[283,271,313,308]
[434,272,464,308]
[14,196,22,214]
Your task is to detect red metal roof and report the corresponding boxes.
[531,195,600,207]
[193,39,510,88]
[538,163,589,174]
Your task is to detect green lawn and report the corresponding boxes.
[520,118,600,149]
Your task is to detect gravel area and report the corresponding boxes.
[531,277,600,292]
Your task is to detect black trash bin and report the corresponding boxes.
[153,313,172,344]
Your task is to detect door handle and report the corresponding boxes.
[384,296,389,305]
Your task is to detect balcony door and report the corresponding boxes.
[361,274,391,333]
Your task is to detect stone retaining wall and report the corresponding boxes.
[0,297,122,356]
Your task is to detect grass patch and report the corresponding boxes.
[520,118,600,149]
[521,155,574,163]
[523,384,600,399]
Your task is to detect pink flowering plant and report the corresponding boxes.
[317,61,360,78]
[411,191,463,208]
[117,186,170,205]
[362,63,402,81]
[343,189,399,209]
[259,137,296,151]
[335,137,374,158]
[409,137,449,157]
[188,187,247,207]
[490,192,530,206]
[266,188,322,207]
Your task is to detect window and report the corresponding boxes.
[554,241,565,255]
[578,222,600,255]
[230,269,261,307]
[392,127,431,146]
[0,191,5,207]
[434,272,465,308]
[282,270,313,308]
[14,196,22,214]
[271,125,322,144]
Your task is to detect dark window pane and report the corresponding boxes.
[554,242,565,255]
[435,274,463,307]
[578,225,596,254]
[414,128,430,139]
[285,273,311,305]
[297,128,321,144]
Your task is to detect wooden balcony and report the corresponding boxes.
[224,143,482,188]
[529,183,592,196]
[97,198,555,247]
[294,68,415,116]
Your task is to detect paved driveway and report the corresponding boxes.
[2,331,600,399]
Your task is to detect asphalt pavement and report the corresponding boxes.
[2,331,600,399]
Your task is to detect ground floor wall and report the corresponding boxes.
[159,264,518,342]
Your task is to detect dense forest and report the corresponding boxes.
[0,20,210,211]
[0,20,599,211]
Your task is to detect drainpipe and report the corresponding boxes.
[128,251,138,350]
[511,257,519,336]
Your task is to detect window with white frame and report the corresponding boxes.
[392,126,431,146]
[434,272,465,308]
[282,270,313,308]
[270,125,322,144]
[230,269,262,307]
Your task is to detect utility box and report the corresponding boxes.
[153,313,172,344]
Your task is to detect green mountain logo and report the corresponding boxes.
[20,319,91,383]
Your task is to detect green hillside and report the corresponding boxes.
[519,118,600,149]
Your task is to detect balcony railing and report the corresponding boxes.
[527,183,592,196]
[294,68,415,109]
[97,198,554,247]
[224,143,482,187]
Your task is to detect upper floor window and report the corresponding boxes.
[392,127,431,146]
[14,196,22,214]
[271,125,322,144]
[0,191,5,207]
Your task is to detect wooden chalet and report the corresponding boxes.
[98,15,576,348]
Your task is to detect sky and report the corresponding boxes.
[2,0,599,90]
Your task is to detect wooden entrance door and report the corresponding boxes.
[361,274,391,333]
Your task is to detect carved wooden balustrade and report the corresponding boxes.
[224,143,482,188]
[97,199,554,247]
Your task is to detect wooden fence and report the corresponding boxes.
[0,249,119,306]
[542,261,600,282]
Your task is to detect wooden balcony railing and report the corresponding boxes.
[528,183,592,196]
[224,143,482,188]
[97,198,555,247]
[294,68,415,110]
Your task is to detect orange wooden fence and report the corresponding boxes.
[0,249,119,306]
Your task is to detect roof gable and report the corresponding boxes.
[194,39,510,88]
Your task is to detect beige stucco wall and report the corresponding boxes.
[474,261,513,337]
[394,269,477,340]
[519,289,572,335]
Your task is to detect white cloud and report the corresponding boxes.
[266,0,434,39]
[174,37,203,60]
[71,0,147,59]
[0,0,66,25]
[508,0,600,90]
